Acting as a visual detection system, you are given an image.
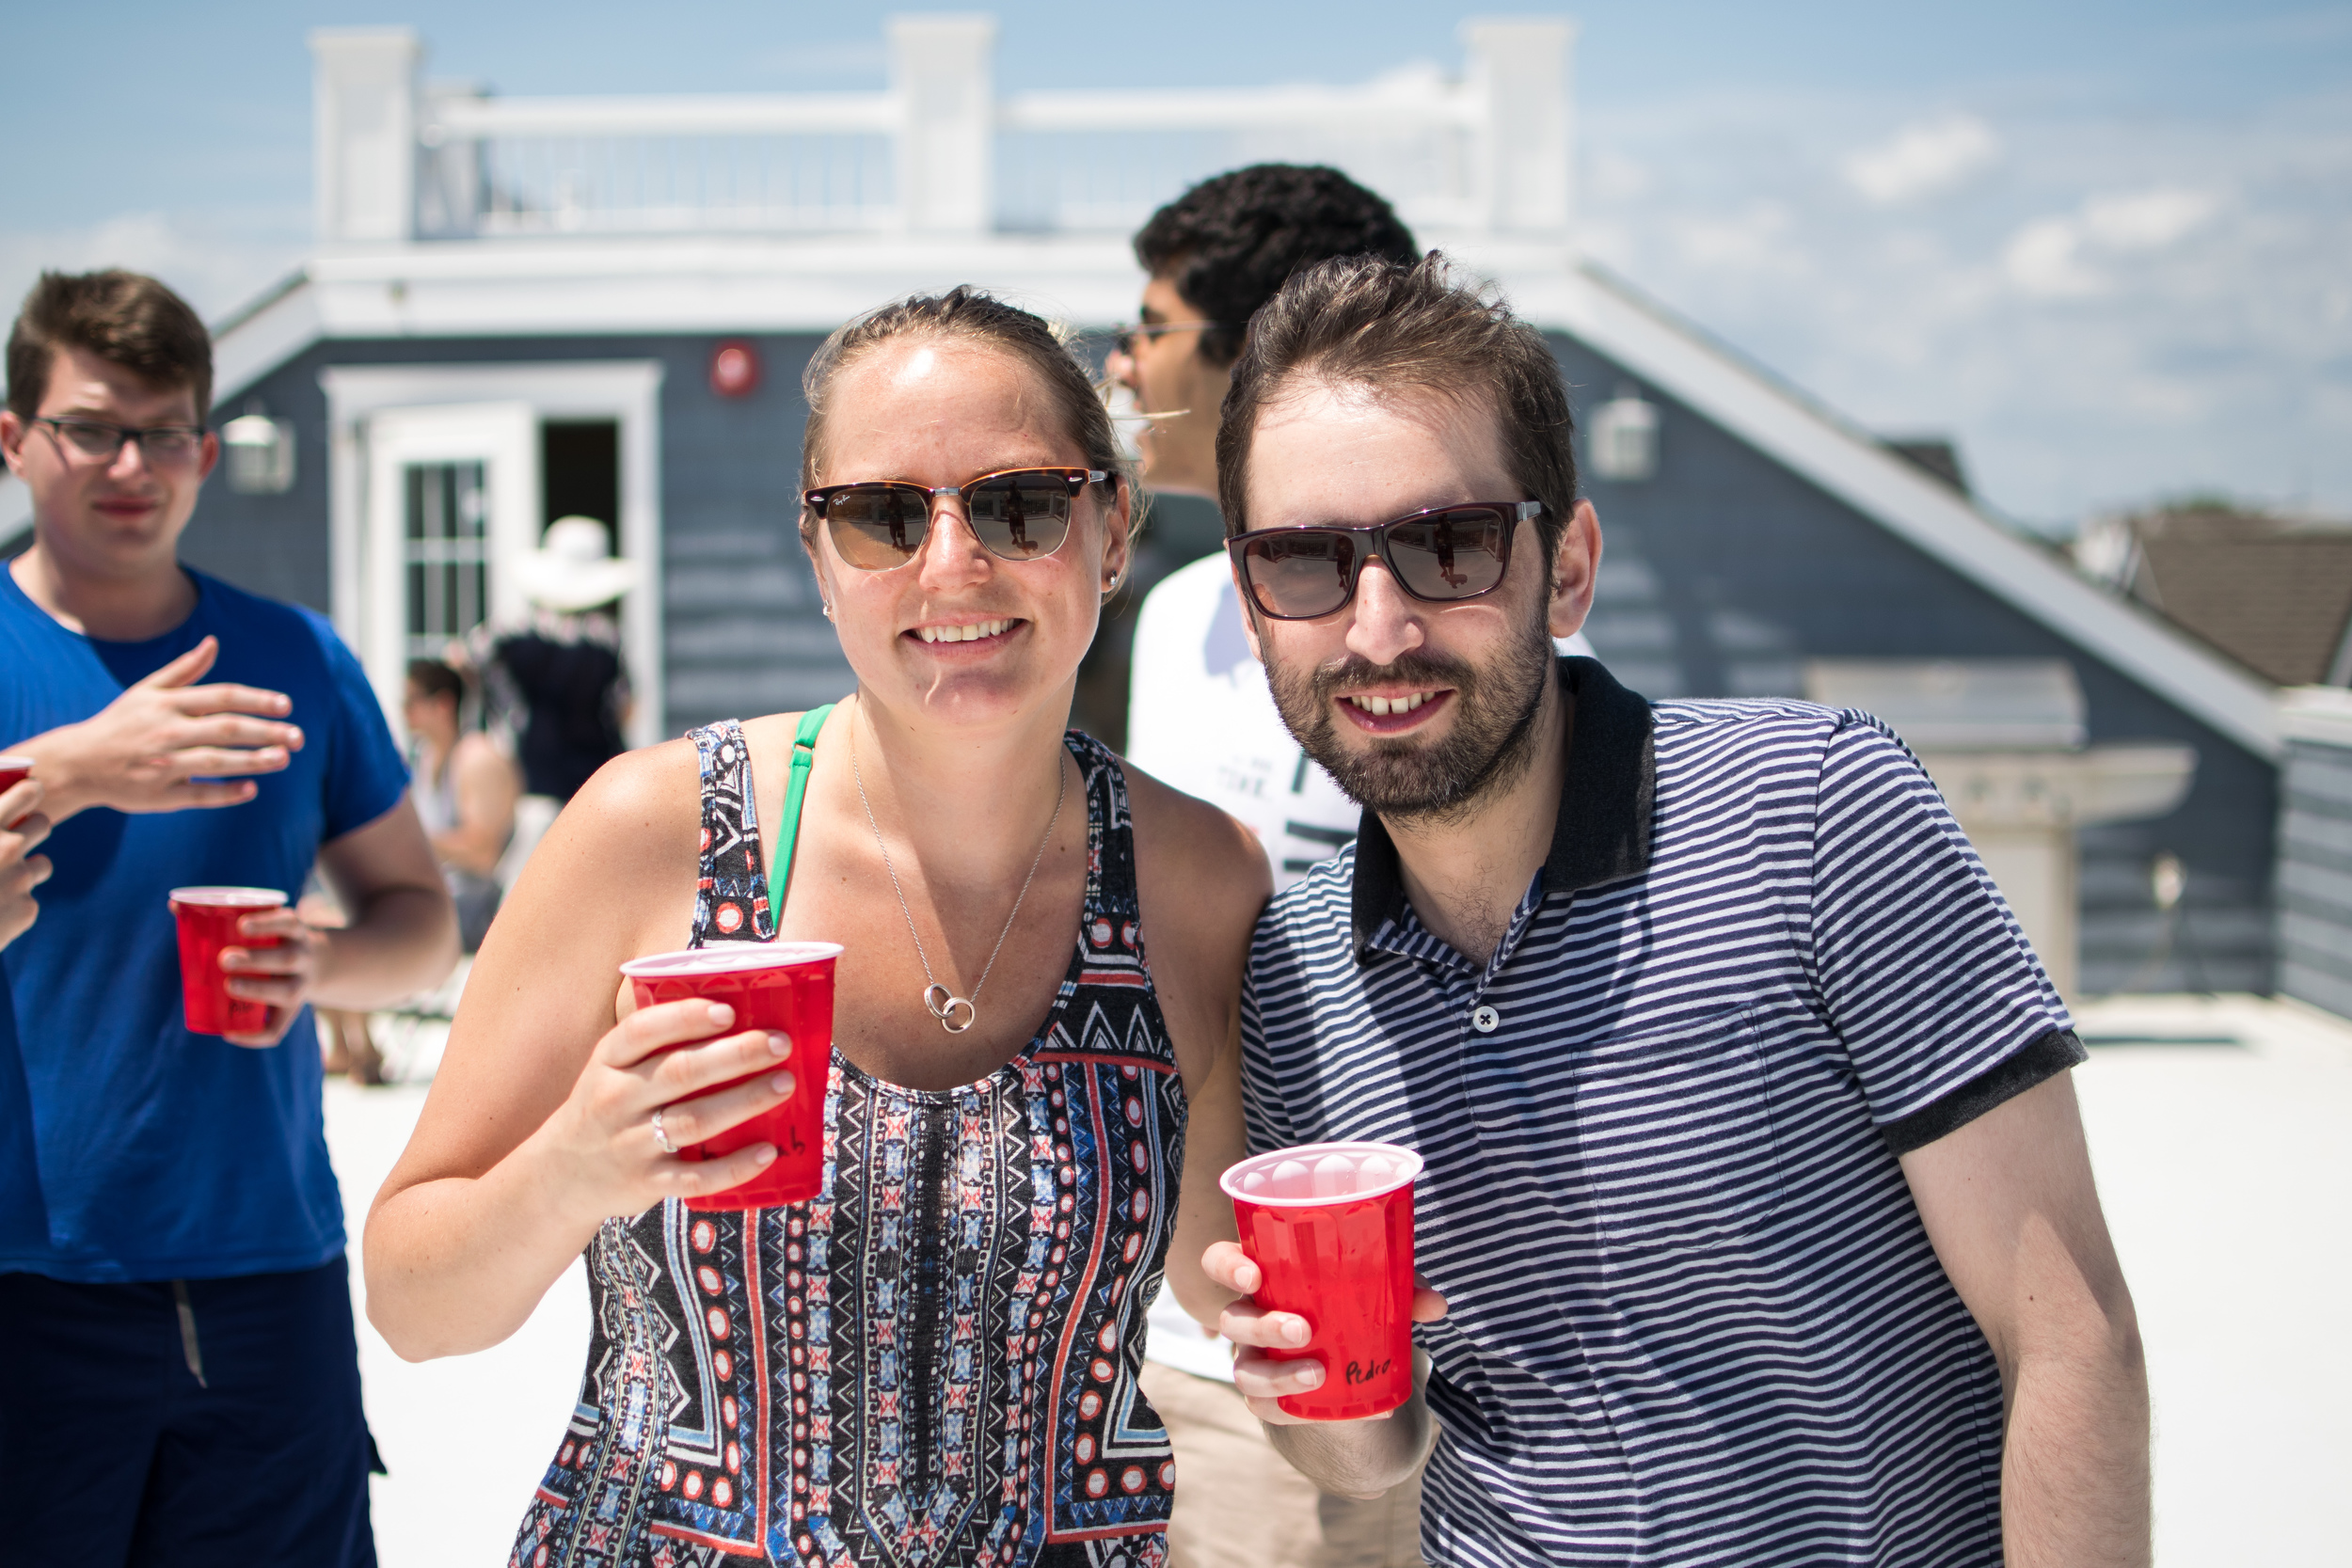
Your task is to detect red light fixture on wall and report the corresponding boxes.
[710,340,761,399]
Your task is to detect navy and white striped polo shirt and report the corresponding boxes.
[1240,657,2082,1567]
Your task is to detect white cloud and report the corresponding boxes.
[1843,114,1999,204]
[2001,186,2219,299]
[1587,150,1651,202]
[0,209,305,343]
[2081,187,2217,251]
[1581,92,2351,522]
[2001,215,2103,298]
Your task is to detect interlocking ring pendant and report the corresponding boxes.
[924,983,978,1035]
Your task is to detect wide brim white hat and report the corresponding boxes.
[514,516,641,611]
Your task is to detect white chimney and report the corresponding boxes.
[889,14,997,234]
[1460,17,1579,236]
[310,28,422,245]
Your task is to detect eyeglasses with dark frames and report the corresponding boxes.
[30,417,206,467]
[1112,321,1231,356]
[1225,502,1544,621]
[803,467,1113,570]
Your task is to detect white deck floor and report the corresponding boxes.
[327,993,2352,1566]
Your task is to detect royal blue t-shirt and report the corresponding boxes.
[0,566,408,1281]
[0,976,45,1257]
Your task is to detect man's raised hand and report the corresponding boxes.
[18,637,303,819]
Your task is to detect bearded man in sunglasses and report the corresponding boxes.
[1198,255,2152,1568]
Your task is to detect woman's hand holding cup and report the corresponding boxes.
[538,998,797,1220]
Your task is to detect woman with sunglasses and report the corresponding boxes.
[365,288,1268,1567]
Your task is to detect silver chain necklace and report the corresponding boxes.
[850,716,1068,1036]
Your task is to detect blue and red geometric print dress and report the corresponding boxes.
[511,722,1183,1568]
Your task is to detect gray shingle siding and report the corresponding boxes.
[2280,737,2352,1016]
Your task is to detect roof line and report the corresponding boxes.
[1556,258,2280,760]
[211,265,313,340]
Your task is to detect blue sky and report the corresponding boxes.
[4,1,2348,528]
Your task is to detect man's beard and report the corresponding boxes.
[1264,612,1557,826]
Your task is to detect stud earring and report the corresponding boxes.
[820,602,835,621]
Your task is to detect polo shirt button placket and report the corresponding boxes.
[1470,1004,1501,1034]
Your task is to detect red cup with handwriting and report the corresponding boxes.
[1221,1140,1424,1419]
[0,755,32,827]
[167,887,288,1036]
[620,942,840,1211]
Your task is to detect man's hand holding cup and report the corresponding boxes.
[0,772,54,950]
[1205,1240,1449,1425]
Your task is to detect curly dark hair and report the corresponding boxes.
[1132,165,1418,370]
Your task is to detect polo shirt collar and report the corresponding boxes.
[1351,656,1657,959]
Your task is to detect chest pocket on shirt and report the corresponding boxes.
[1573,1009,1781,1253]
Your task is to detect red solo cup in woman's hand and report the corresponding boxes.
[1221,1141,1424,1420]
[622,942,841,1211]
[167,887,287,1036]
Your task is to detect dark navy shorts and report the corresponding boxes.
[0,1256,379,1567]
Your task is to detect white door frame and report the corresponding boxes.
[320,360,665,747]
[359,401,538,724]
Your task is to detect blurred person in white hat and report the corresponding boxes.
[468,515,641,804]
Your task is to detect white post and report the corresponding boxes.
[889,14,998,234]
[1460,17,1578,236]
[417,80,489,239]
[310,28,422,245]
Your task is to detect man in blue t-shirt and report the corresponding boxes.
[0,270,456,1566]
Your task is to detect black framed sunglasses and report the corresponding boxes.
[31,416,206,467]
[1225,502,1543,621]
[803,467,1112,570]
[1112,320,1230,356]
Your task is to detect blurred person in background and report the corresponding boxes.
[1104,163,1430,1568]
[316,658,518,1085]
[365,288,1267,1567]
[401,657,516,953]
[469,515,638,804]
[0,269,455,1566]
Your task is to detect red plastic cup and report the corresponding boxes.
[0,755,31,828]
[1221,1140,1425,1420]
[620,942,841,1212]
[167,887,289,1036]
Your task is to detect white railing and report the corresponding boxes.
[313,14,1577,245]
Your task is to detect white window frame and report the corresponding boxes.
[320,360,664,747]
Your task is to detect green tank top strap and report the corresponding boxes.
[766,702,835,916]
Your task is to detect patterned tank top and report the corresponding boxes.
[512,722,1184,1568]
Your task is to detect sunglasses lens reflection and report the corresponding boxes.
[1389,510,1510,599]
[966,475,1076,561]
[1242,531,1358,618]
[826,485,932,568]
